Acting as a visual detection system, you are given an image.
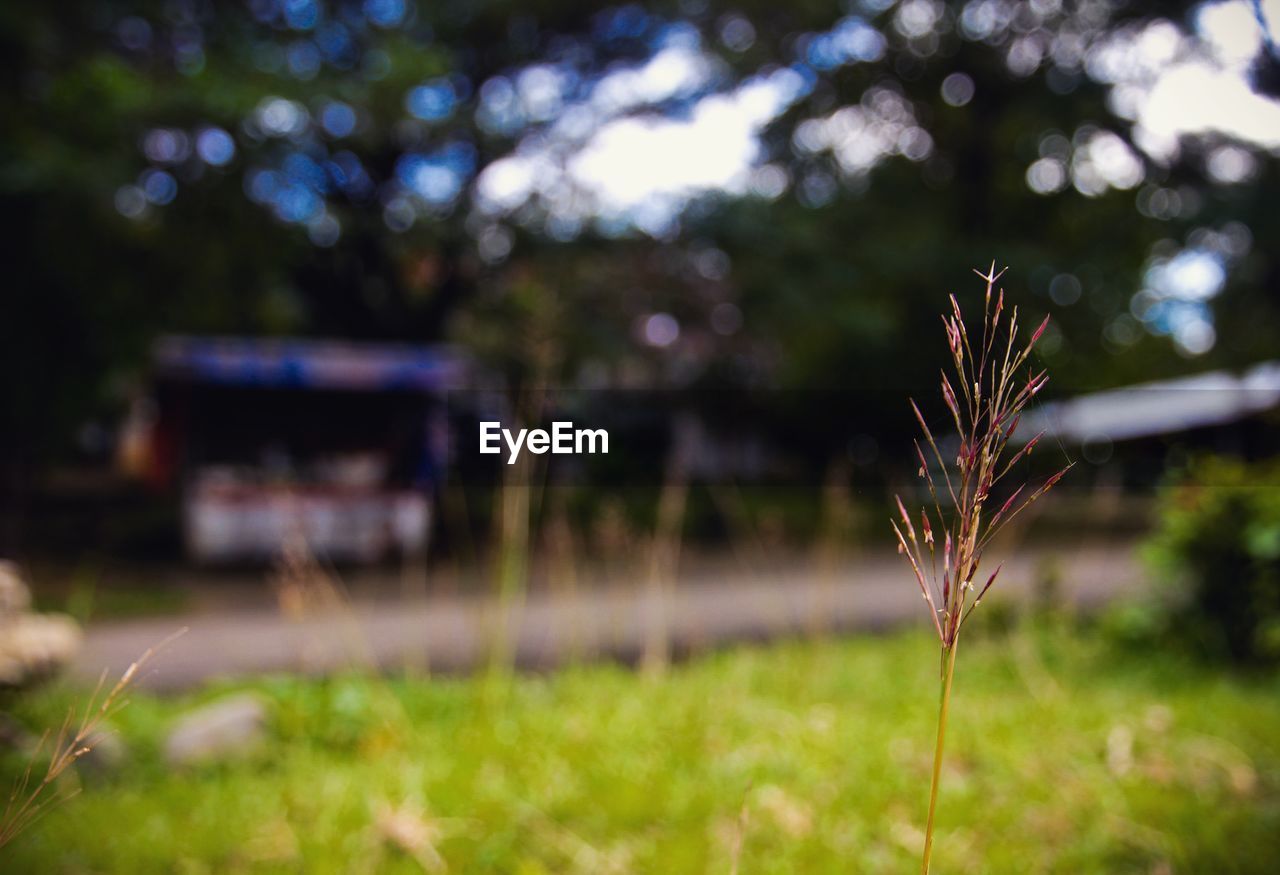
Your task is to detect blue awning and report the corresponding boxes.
[154,335,468,392]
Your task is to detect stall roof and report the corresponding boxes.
[155,335,468,392]
[1020,361,1280,443]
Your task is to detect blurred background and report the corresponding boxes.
[2,0,1280,871]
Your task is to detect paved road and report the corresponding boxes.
[73,542,1144,691]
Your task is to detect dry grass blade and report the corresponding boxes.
[727,782,753,875]
[0,627,187,849]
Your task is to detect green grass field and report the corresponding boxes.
[4,624,1279,874]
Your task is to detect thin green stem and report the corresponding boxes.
[921,640,960,875]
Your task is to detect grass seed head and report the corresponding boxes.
[891,266,1070,648]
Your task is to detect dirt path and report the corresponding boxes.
[73,541,1144,691]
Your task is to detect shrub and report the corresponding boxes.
[1145,456,1280,663]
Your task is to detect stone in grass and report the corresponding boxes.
[164,693,267,766]
[78,728,128,776]
[0,561,32,617]
[0,562,82,688]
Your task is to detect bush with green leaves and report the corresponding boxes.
[1145,456,1280,663]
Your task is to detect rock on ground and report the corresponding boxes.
[0,561,82,687]
[164,693,268,766]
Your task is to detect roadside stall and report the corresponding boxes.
[130,336,467,563]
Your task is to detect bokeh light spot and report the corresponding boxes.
[941,72,975,107]
[1049,273,1082,306]
[406,80,457,121]
[307,212,341,246]
[320,102,358,138]
[641,313,680,348]
[114,185,148,219]
[195,127,236,166]
[140,169,178,205]
[1026,157,1067,194]
[363,0,406,28]
[143,129,190,164]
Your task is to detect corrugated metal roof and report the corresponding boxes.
[1021,361,1280,443]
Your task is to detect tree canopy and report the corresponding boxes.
[3,0,1278,464]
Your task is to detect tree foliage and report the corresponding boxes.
[2,0,1277,469]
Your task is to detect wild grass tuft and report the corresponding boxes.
[0,628,185,848]
[893,263,1071,873]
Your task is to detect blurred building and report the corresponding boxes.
[1021,361,1280,483]
[120,336,468,563]
[1027,362,1280,443]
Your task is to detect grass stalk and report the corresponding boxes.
[1,628,185,849]
[893,264,1071,869]
[921,639,959,874]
